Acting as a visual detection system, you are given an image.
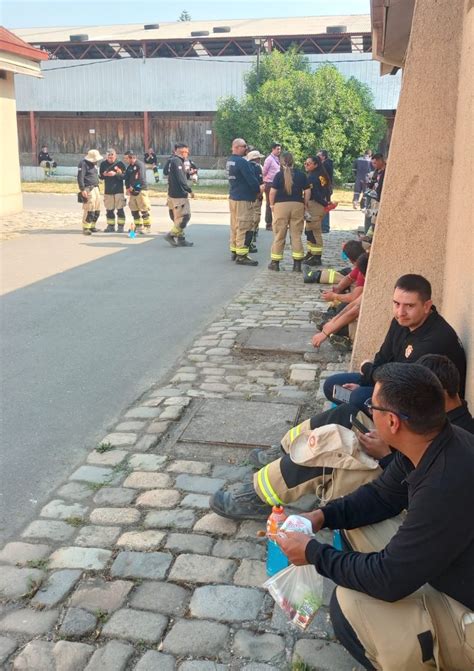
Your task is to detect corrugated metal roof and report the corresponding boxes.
[14,53,400,113]
[14,15,371,43]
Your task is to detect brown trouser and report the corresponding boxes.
[128,190,151,228]
[229,198,253,256]
[167,196,191,236]
[251,197,263,230]
[270,201,305,261]
[81,186,101,229]
[305,200,325,255]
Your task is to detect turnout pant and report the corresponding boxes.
[229,199,254,256]
[271,201,305,261]
[104,193,126,229]
[167,197,191,237]
[81,186,101,230]
[305,201,325,256]
[128,191,151,229]
[251,197,263,231]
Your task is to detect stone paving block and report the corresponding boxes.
[133,435,161,452]
[135,651,176,671]
[163,619,229,657]
[128,454,167,471]
[123,471,171,489]
[167,460,211,475]
[75,525,121,548]
[241,665,278,671]
[290,367,318,383]
[0,541,50,566]
[0,636,17,665]
[292,639,360,670]
[165,533,213,555]
[125,407,162,419]
[236,326,315,355]
[141,397,164,407]
[92,487,136,506]
[130,581,190,616]
[159,405,184,421]
[53,640,94,669]
[56,482,93,501]
[89,508,140,526]
[70,578,133,613]
[115,421,146,431]
[175,474,225,495]
[212,464,253,482]
[102,608,167,643]
[40,500,88,520]
[12,639,94,670]
[84,640,134,671]
[169,554,236,584]
[146,420,171,434]
[144,508,195,530]
[190,585,264,622]
[12,640,53,670]
[31,569,81,608]
[101,432,138,446]
[193,513,238,536]
[164,396,191,406]
[0,566,44,599]
[233,630,285,663]
[0,608,58,635]
[179,663,227,671]
[110,551,172,580]
[116,530,165,550]
[69,465,116,485]
[136,489,181,509]
[49,546,112,570]
[233,559,267,588]
[59,607,97,639]
[236,520,266,539]
[150,387,183,397]
[212,539,265,561]
[180,493,210,509]
[170,373,197,383]
[87,450,128,466]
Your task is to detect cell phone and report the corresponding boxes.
[333,385,352,404]
[351,415,370,434]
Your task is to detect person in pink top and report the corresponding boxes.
[262,142,281,230]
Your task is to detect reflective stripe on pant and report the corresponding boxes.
[167,196,191,235]
[82,186,101,228]
[319,268,345,284]
[306,200,325,254]
[129,191,151,227]
[271,201,305,260]
[229,199,254,255]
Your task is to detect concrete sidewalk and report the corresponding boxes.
[0,227,362,670]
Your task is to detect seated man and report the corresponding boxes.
[277,363,474,671]
[307,239,365,302]
[324,273,466,410]
[209,355,473,520]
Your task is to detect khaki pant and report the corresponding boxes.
[104,193,126,210]
[305,200,325,255]
[81,186,101,228]
[229,198,254,255]
[128,190,151,228]
[251,198,263,230]
[167,196,191,236]
[271,201,305,261]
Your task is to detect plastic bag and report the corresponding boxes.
[264,563,324,630]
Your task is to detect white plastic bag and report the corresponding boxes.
[264,563,324,630]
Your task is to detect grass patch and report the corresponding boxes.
[96,442,114,453]
[95,608,109,623]
[292,660,315,671]
[65,516,85,527]
[85,481,104,492]
[26,558,49,570]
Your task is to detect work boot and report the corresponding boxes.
[248,444,284,470]
[267,260,280,271]
[177,238,194,247]
[104,225,115,233]
[305,254,322,266]
[209,482,271,521]
[135,225,144,235]
[164,233,178,247]
[82,229,92,236]
[236,255,258,266]
[143,226,151,234]
[302,251,313,262]
[249,243,258,254]
[329,334,353,352]
[117,224,125,233]
[309,306,337,324]
[231,252,237,261]
[293,260,302,272]
[89,227,98,233]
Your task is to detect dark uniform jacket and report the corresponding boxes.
[307,169,331,207]
[144,152,158,166]
[360,307,466,396]
[124,160,147,193]
[77,160,99,190]
[226,154,260,201]
[307,423,474,609]
[99,160,126,195]
[167,155,192,199]
[38,151,53,165]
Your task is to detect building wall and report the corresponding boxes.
[0,72,22,215]
[352,0,473,404]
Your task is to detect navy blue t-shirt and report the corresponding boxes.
[272,168,309,203]
[226,155,260,201]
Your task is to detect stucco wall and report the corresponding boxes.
[352,0,472,404]
[0,72,22,215]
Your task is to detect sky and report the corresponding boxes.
[2,0,370,29]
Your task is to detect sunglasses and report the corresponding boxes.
[364,398,410,421]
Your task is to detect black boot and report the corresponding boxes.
[236,255,258,267]
[117,224,125,233]
[104,224,115,233]
[231,252,237,261]
[177,238,194,247]
[249,242,258,254]
[305,254,322,267]
[293,260,302,272]
[268,260,280,271]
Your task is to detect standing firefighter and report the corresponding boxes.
[144,147,160,183]
[164,143,194,247]
[124,150,151,235]
[226,138,261,266]
[246,150,264,253]
[304,155,332,266]
[99,149,126,232]
[77,149,103,235]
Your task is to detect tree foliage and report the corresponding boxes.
[215,49,386,182]
[178,10,191,21]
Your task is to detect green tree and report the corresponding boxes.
[178,10,191,21]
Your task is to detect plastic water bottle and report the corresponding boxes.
[266,506,289,576]
[333,529,343,551]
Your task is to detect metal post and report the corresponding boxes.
[29,111,36,164]
[143,111,149,152]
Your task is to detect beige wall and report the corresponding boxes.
[0,72,23,215]
[352,0,473,404]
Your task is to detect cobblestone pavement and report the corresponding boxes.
[0,227,363,670]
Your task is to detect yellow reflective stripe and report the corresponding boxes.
[271,253,283,260]
[307,243,322,253]
[236,246,249,254]
[328,269,337,283]
[292,252,305,260]
[289,422,304,443]
[230,245,236,252]
[257,466,283,507]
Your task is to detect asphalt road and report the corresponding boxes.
[0,194,273,543]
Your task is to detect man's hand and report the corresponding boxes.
[299,509,325,533]
[322,290,336,302]
[275,531,311,565]
[342,383,360,391]
[312,332,327,348]
[81,190,88,199]
[357,431,391,460]
[127,187,132,194]
[190,192,195,199]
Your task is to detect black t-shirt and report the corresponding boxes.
[272,168,309,203]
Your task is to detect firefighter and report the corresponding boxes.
[144,147,160,183]
[164,142,194,247]
[99,148,126,232]
[246,149,264,253]
[124,150,151,234]
[77,149,102,235]
[303,155,332,266]
[38,145,57,177]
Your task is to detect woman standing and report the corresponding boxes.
[304,155,332,266]
[268,152,310,272]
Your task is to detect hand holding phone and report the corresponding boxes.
[333,385,352,404]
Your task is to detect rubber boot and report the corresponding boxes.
[305,254,322,267]
[117,224,125,233]
[293,260,302,272]
[231,252,237,261]
[268,260,280,271]
[104,224,115,233]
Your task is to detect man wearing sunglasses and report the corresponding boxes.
[276,363,474,671]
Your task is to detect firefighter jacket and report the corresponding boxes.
[125,160,148,193]
[307,169,331,207]
[77,160,99,190]
[167,155,192,198]
[99,160,126,195]
[226,154,260,201]
[144,152,158,166]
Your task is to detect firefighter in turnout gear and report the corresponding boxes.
[246,150,264,254]
[38,145,57,177]
[99,149,126,232]
[164,143,194,247]
[144,147,160,183]
[303,155,333,266]
[124,150,151,234]
[77,149,103,235]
